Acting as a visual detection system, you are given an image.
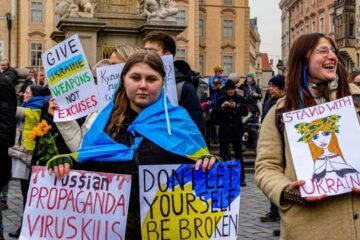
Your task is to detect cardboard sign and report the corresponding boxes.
[96,63,124,110]
[139,161,241,240]
[20,166,131,240]
[284,96,360,197]
[161,55,178,106]
[42,34,100,122]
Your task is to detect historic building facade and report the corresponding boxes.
[280,0,335,69]
[0,0,252,79]
[330,0,359,72]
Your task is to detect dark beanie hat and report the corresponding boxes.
[269,75,285,90]
[225,80,236,90]
[30,85,50,97]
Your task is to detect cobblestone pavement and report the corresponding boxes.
[2,173,279,240]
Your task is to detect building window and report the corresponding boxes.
[349,19,355,37]
[319,17,324,33]
[223,56,233,76]
[329,15,334,33]
[30,43,43,67]
[312,20,316,32]
[176,10,186,26]
[55,2,61,26]
[223,0,233,5]
[223,20,233,38]
[199,0,204,5]
[199,55,204,75]
[199,18,205,37]
[31,1,43,23]
[176,49,186,61]
[0,41,3,60]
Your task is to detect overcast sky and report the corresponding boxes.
[249,1,282,65]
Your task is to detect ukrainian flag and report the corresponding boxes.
[48,91,209,166]
[22,96,50,151]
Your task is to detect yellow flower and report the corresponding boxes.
[30,120,52,140]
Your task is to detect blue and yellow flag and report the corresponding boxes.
[50,91,209,165]
[22,96,50,151]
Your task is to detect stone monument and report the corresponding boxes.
[52,0,185,66]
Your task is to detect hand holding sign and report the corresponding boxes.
[42,34,100,122]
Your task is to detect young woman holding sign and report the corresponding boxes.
[255,33,360,240]
[48,50,218,239]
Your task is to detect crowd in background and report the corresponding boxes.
[1,32,360,239]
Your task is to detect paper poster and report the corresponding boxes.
[139,161,241,240]
[96,63,124,110]
[161,55,178,106]
[20,166,132,240]
[42,34,100,122]
[284,96,360,197]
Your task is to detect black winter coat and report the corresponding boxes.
[174,60,205,134]
[72,108,193,239]
[3,67,19,86]
[0,74,17,147]
[214,94,248,141]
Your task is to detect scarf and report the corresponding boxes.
[51,91,209,164]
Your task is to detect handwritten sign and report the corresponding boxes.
[161,55,178,105]
[42,34,100,121]
[139,161,241,240]
[284,96,360,197]
[96,63,124,110]
[20,166,131,240]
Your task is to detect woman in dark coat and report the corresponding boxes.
[214,80,248,186]
[48,51,217,239]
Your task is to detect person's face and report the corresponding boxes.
[23,87,33,103]
[124,62,163,113]
[109,52,125,65]
[353,74,360,88]
[215,69,223,76]
[36,70,45,85]
[226,88,235,96]
[268,83,283,98]
[312,130,331,149]
[144,41,166,56]
[0,60,9,72]
[307,38,338,84]
[246,77,253,84]
[28,69,35,77]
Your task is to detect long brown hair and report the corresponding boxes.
[284,33,350,111]
[106,50,166,137]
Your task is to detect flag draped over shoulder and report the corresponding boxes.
[57,91,209,164]
[22,96,51,151]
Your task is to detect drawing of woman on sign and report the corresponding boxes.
[295,115,359,182]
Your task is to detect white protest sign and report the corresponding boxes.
[42,34,100,122]
[96,63,124,110]
[20,166,132,240]
[284,96,360,197]
[95,55,178,108]
[139,161,241,240]
[161,55,178,105]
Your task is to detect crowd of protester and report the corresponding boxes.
[1,32,360,240]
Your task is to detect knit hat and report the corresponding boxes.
[30,85,50,97]
[224,80,236,90]
[246,72,254,78]
[268,75,285,90]
[213,65,223,72]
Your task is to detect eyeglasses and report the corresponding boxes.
[313,46,338,57]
